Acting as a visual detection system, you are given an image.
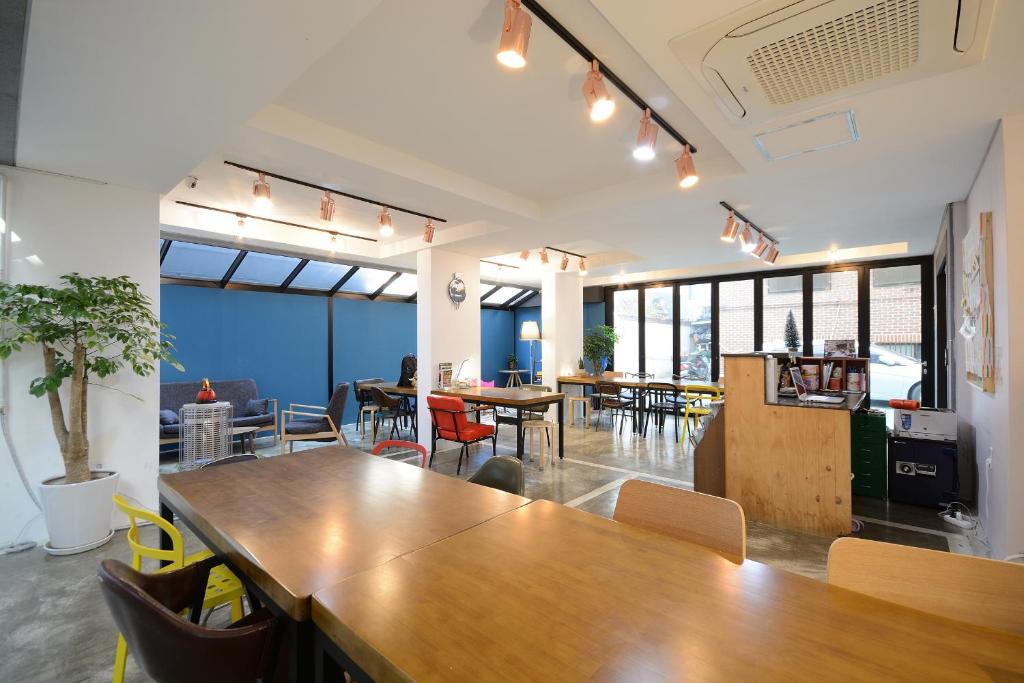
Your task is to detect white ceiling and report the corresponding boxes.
[16,0,1024,286]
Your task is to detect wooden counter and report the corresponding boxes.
[723,355,852,535]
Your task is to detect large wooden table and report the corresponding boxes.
[157,446,529,682]
[432,386,565,460]
[313,500,1024,682]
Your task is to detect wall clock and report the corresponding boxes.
[447,273,466,309]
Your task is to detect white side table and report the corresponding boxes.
[179,401,233,470]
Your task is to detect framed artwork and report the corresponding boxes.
[960,211,995,393]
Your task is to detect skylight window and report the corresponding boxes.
[289,261,353,290]
[338,267,394,294]
[382,272,416,297]
[230,252,302,286]
[161,242,240,281]
[482,286,523,304]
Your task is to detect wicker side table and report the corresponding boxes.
[179,401,233,470]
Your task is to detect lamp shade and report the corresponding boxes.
[520,320,541,341]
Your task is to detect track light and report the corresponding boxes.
[721,211,739,242]
[632,108,658,161]
[320,191,335,222]
[519,249,530,261]
[765,244,780,264]
[423,219,435,243]
[675,147,698,189]
[497,0,531,69]
[539,247,549,265]
[752,234,770,258]
[252,173,272,209]
[578,257,588,275]
[377,207,394,237]
[582,60,614,123]
[739,223,755,252]
[237,216,246,230]
[560,253,569,271]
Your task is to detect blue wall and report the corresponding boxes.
[481,309,513,385]
[513,306,542,382]
[160,285,328,420]
[584,301,605,335]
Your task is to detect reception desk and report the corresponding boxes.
[723,354,864,536]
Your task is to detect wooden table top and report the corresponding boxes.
[313,500,1024,682]
[364,382,417,396]
[558,374,724,391]
[158,446,529,620]
[432,386,565,407]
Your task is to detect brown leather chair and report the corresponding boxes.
[97,557,284,683]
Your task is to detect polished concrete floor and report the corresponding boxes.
[1,414,976,682]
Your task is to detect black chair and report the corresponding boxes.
[643,382,684,438]
[371,386,412,441]
[595,381,634,434]
[97,557,283,683]
[467,455,525,495]
[201,454,258,469]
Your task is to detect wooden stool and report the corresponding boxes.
[523,419,557,469]
[358,404,379,441]
[567,395,590,429]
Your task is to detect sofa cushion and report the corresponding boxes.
[245,398,269,417]
[160,379,260,416]
[159,409,179,426]
[160,424,181,437]
[284,417,328,435]
[232,414,274,428]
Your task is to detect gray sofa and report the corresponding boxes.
[159,379,278,444]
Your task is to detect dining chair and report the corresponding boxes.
[371,386,413,442]
[279,382,349,454]
[680,384,723,444]
[827,537,1024,635]
[594,381,634,434]
[467,455,525,495]
[354,378,385,438]
[371,439,428,468]
[612,479,745,564]
[98,558,283,683]
[111,495,246,683]
[643,382,684,438]
[426,395,497,475]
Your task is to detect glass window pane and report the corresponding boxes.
[813,270,859,356]
[644,287,673,379]
[870,265,922,414]
[290,261,353,290]
[339,267,394,294]
[612,289,639,374]
[719,279,754,376]
[762,276,804,352]
[229,252,301,286]
[678,283,711,381]
[382,272,416,296]
[483,286,523,303]
[161,242,239,281]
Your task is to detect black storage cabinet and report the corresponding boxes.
[887,436,958,507]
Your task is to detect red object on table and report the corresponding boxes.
[196,378,217,404]
[888,399,920,410]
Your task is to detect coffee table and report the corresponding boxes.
[231,425,259,454]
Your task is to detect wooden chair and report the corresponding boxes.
[280,382,349,454]
[827,537,1024,636]
[371,386,414,442]
[613,479,746,564]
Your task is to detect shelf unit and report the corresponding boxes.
[793,356,869,394]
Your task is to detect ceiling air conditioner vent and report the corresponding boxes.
[747,0,919,106]
[669,0,993,124]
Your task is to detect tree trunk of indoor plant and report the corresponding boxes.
[44,343,91,484]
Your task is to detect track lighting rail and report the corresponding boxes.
[543,245,586,258]
[175,201,378,243]
[719,201,777,244]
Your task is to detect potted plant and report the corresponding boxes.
[583,325,619,376]
[784,309,801,356]
[0,274,180,554]
[507,352,518,370]
[577,357,585,374]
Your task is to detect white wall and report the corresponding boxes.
[954,116,1024,559]
[415,248,480,450]
[0,167,160,545]
[541,271,583,413]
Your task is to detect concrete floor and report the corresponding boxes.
[0,415,973,682]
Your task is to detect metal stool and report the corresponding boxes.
[358,404,379,441]
[523,419,557,470]
[567,395,590,429]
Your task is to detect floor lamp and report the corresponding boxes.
[520,320,541,385]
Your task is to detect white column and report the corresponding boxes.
[416,249,481,450]
[541,271,583,413]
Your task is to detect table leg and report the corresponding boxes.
[288,619,315,683]
[557,399,564,460]
[159,499,174,568]
[515,408,524,459]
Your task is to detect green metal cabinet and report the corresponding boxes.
[851,411,887,499]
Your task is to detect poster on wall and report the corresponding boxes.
[960,211,995,393]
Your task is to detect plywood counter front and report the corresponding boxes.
[723,354,852,536]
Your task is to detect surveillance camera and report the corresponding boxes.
[186,176,199,190]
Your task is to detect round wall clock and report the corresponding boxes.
[447,273,466,309]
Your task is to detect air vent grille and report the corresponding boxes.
[746,0,919,106]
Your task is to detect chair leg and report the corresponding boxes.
[112,634,128,683]
[429,438,436,469]
[492,434,497,457]
[457,444,466,475]
[230,597,243,622]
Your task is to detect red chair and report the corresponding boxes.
[426,395,497,475]
[371,440,428,468]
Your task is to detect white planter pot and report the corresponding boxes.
[38,470,119,555]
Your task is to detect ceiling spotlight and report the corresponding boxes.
[423,219,435,244]
[765,244,780,264]
[560,253,569,271]
[236,215,246,230]
[721,210,739,242]
[539,247,549,265]
[675,147,698,189]
[828,245,840,262]
[329,233,338,252]
[752,234,770,258]
[252,172,272,209]
[739,223,755,252]
[519,249,530,261]
[497,0,531,69]
[320,191,335,222]
[632,108,658,161]
[578,257,588,275]
[582,60,615,123]
[377,207,394,237]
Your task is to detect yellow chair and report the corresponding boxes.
[110,495,245,683]
[680,384,722,444]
